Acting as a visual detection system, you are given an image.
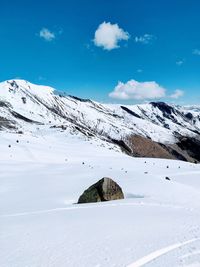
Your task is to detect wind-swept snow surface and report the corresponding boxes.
[1,128,200,267]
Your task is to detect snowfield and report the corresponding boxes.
[1,126,200,267]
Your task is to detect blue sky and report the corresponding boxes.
[1,0,200,104]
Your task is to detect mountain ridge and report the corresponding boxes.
[0,79,200,162]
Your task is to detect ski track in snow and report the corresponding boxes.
[127,238,200,267]
[0,201,184,218]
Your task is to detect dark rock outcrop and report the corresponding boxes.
[177,137,200,162]
[121,106,142,119]
[78,177,124,204]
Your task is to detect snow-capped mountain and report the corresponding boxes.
[1,80,200,267]
[0,79,200,161]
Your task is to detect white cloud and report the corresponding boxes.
[39,28,55,41]
[109,79,166,100]
[176,60,184,66]
[93,22,130,50]
[193,49,200,56]
[135,34,154,44]
[170,89,184,99]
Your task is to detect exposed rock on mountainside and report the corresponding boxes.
[0,79,200,162]
[78,177,124,203]
[0,116,16,130]
[124,134,200,162]
[177,137,200,162]
[125,135,175,159]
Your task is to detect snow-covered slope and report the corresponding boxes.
[1,130,200,267]
[0,79,200,161]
